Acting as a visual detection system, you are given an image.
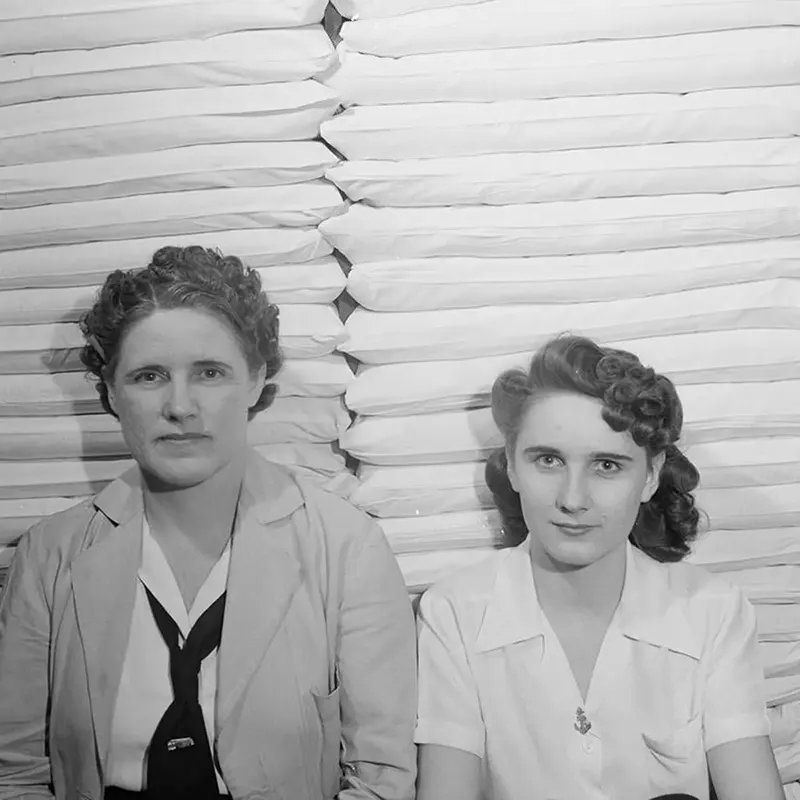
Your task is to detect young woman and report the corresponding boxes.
[0,246,417,800]
[415,335,782,800]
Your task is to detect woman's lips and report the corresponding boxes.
[552,522,597,535]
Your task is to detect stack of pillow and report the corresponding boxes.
[0,0,352,590]
[321,0,800,786]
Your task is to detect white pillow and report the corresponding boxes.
[0,0,330,55]
[0,406,349,456]
[698,485,800,531]
[341,408,502,466]
[332,0,489,20]
[329,138,800,208]
[341,279,800,364]
[0,357,352,415]
[0,260,345,323]
[768,698,800,744]
[0,458,133,499]
[251,443,357,497]
[690,527,800,570]
[353,450,800,518]
[395,546,499,592]
[1,82,339,167]
[346,238,800,311]
[345,330,800,416]
[277,304,348,359]
[0,304,346,373]
[329,28,800,106]
[0,182,345,250]
[753,603,800,642]
[0,444,354,503]
[377,509,503,553]
[0,28,335,107]
[0,497,86,544]
[1,142,339,208]
[776,739,800,783]
[721,566,800,607]
[342,384,800,465]
[320,87,800,160]
[0,230,331,290]
[277,355,354,397]
[321,188,800,262]
[258,260,346,305]
[0,398,347,461]
[250,396,351,444]
[353,462,493,517]
[0,373,100,416]
[340,0,800,56]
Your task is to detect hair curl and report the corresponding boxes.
[78,245,282,419]
[486,335,700,562]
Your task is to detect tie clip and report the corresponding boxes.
[166,737,195,751]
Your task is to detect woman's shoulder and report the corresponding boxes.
[419,545,520,624]
[14,497,99,569]
[633,546,752,630]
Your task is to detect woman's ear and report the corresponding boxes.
[248,364,268,406]
[506,446,519,493]
[641,450,666,503]
[104,372,118,418]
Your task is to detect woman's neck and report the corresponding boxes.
[530,542,628,620]
[142,459,245,561]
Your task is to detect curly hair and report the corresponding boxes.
[78,245,282,419]
[485,335,700,562]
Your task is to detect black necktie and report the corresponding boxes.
[143,586,226,800]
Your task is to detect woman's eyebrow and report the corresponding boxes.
[588,451,634,462]
[520,445,562,457]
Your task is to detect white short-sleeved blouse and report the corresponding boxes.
[415,540,770,800]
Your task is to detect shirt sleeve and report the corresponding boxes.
[337,519,418,800]
[415,588,485,758]
[703,585,771,751]
[0,531,56,799]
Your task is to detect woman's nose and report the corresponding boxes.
[556,470,590,514]
[162,378,197,419]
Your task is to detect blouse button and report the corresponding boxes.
[582,740,594,754]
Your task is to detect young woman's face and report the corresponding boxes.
[507,391,662,571]
[107,307,265,490]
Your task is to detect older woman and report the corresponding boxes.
[414,335,782,800]
[0,246,417,800]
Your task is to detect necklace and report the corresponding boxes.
[574,706,592,735]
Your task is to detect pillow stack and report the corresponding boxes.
[322,0,800,783]
[0,0,353,590]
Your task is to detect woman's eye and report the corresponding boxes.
[534,454,561,468]
[134,371,161,384]
[596,459,621,474]
[200,367,223,380]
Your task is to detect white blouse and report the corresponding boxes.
[106,520,230,793]
[416,540,771,800]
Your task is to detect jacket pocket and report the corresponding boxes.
[312,687,342,800]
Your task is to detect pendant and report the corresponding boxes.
[166,736,195,751]
[574,707,592,735]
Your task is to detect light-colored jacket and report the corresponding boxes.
[0,452,417,800]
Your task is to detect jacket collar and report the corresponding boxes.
[91,449,304,529]
[475,540,701,660]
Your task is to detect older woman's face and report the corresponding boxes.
[106,307,265,490]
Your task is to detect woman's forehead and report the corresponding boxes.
[119,307,244,362]
[516,392,641,455]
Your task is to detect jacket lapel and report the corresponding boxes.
[71,470,143,768]
[216,454,305,733]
